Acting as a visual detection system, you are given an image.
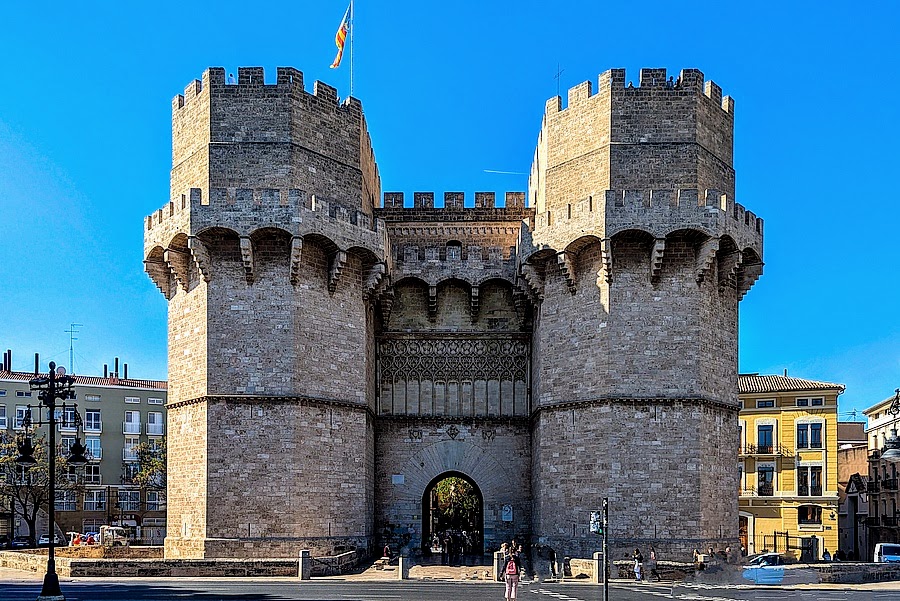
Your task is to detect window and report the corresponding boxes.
[123,436,140,461]
[84,489,106,510]
[124,410,141,434]
[0,405,6,428]
[147,411,164,435]
[15,405,29,429]
[84,410,101,432]
[56,490,76,511]
[123,462,140,483]
[84,394,101,402]
[61,436,75,455]
[811,398,824,406]
[64,465,80,483]
[15,464,33,485]
[83,465,102,485]
[758,465,775,496]
[797,397,824,407]
[146,491,164,511]
[125,396,140,404]
[757,425,774,453]
[16,390,32,397]
[796,398,809,407]
[59,406,78,430]
[0,389,6,396]
[148,397,163,405]
[797,422,823,449]
[118,490,140,512]
[798,505,823,525]
[757,399,775,408]
[798,465,823,496]
[85,437,101,460]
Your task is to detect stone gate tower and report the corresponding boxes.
[523,68,762,556]
[144,65,763,560]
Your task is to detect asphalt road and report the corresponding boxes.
[0,579,897,601]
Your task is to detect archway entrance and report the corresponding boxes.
[422,472,483,563]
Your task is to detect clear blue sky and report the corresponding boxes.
[1,1,897,420]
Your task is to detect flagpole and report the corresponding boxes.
[349,0,354,98]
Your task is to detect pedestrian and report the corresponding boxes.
[822,548,832,562]
[648,545,660,581]
[503,545,521,600]
[632,548,644,582]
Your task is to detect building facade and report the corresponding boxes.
[837,421,868,560]
[144,66,765,560]
[0,363,167,542]
[738,374,843,560]
[864,391,900,557]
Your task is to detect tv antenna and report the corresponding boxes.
[65,323,82,374]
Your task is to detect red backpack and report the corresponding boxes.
[506,558,518,575]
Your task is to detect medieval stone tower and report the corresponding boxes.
[145,66,763,560]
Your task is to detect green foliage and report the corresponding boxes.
[432,476,478,530]
[0,432,80,543]
[128,436,166,490]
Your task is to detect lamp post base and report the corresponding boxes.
[37,571,65,601]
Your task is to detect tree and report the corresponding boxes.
[128,436,166,490]
[0,432,81,545]
[433,476,478,530]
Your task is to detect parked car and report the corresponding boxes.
[11,536,32,549]
[742,553,786,585]
[37,534,66,547]
[874,543,900,563]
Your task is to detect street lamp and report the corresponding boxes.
[879,389,900,463]
[14,361,86,601]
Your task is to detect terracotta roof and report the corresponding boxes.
[738,373,844,395]
[0,370,167,390]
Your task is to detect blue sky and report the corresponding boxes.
[0,1,897,419]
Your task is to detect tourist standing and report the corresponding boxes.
[632,548,644,582]
[503,544,521,600]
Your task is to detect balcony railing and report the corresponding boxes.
[883,478,899,491]
[83,423,102,434]
[798,485,823,497]
[123,449,139,461]
[868,479,881,493]
[741,444,794,458]
[866,516,881,526]
[146,423,164,435]
[123,421,141,434]
[882,516,898,527]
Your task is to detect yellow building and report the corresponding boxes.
[738,373,844,560]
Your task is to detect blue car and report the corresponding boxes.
[742,553,785,585]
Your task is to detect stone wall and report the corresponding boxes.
[532,400,738,559]
[374,418,531,555]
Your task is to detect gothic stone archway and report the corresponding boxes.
[422,471,484,562]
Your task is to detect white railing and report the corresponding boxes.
[146,423,164,435]
[123,421,141,434]
[123,449,139,461]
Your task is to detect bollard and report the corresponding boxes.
[298,549,311,580]
[592,551,603,584]
[398,555,409,580]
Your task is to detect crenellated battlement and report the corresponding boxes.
[379,191,528,209]
[528,188,762,264]
[547,67,734,116]
[172,67,352,112]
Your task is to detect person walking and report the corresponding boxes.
[503,544,521,600]
[632,548,644,582]
[648,545,660,581]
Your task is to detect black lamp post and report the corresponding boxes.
[14,361,87,601]
[880,389,900,464]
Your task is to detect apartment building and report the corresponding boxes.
[738,373,843,560]
[864,389,900,557]
[0,365,167,542]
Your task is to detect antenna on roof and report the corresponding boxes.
[65,323,83,374]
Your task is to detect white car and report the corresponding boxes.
[874,543,900,563]
[37,534,66,547]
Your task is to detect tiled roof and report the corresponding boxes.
[738,373,844,395]
[0,370,167,390]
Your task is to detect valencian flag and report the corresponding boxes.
[330,3,351,69]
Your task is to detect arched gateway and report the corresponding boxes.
[422,472,484,558]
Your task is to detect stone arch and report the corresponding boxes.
[421,470,484,556]
[386,277,431,331]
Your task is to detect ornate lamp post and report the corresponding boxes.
[14,361,88,601]
[880,389,900,463]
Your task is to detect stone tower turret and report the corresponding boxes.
[145,67,385,559]
[523,68,763,555]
